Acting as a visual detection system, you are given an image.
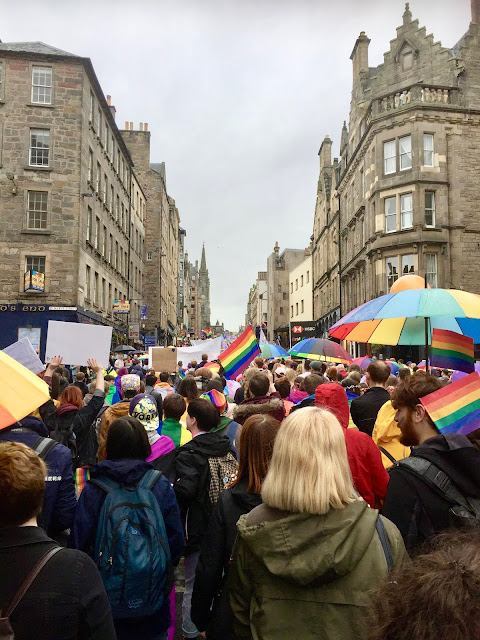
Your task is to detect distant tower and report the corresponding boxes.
[198,243,211,330]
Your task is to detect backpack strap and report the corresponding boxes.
[89,476,120,494]
[33,437,57,461]
[2,547,62,618]
[396,457,478,515]
[375,516,393,570]
[378,446,397,465]
[138,469,161,491]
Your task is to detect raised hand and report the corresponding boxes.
[87,358,102,373]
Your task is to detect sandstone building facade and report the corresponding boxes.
[0,41,144,352]
[312,2,480,338]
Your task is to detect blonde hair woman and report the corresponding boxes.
[229,407,407,640]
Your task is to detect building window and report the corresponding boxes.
[385,196,396,233]
[86,265,91,300]
[306,270,310,283]
[399,135,412,170]
[103,174,108,203]
[301,275,304,287]
[426,254,438,288]
[115,195,119,221]
[360,168,365,198]
[384,140,396,174]
[89,92,94,123]
[290,282,293,293]
[25,255,46,274]
[425,191,435,227]
[86,206,92,243]
[386,257,399,290]
[0,62,3,98]
[295,302,299,316]
[88,149,93,183]
[400,193,413,229]
[96,162,101,194]
[147,251,152,262]
[424,134,434,167]
[115,241,119,269]
[102,225,107,256]
[31,66,52,105]
[291,305,294,318]
[104,125,109,153]
[301,300,304,313]
[110,185,114,213]
[279,307,283,315]
[295,279,298,290]
[94,272,99,305]
[27,191,48,230]
[401,254,415,275]
[108,234,113,262]
[277,285,282,293]
[97,108,102,140]
[95,217,100,250]
[29,129,50,167]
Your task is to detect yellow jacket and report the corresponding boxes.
[372,400,411,468]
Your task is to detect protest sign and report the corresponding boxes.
[3,337,45,375]
[45,321,112,367]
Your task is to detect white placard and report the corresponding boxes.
[45,321,112,367]
[177,336,223,366]
[3,337,45,375]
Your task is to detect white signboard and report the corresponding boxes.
[45,320,112,367]
[177,336,223,366]
[3,337,45,375]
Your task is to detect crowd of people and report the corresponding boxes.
[1,348,480,640]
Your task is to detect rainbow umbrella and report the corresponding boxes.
[329,289,480,346]
[451,363,480,382]
[260,344,289,359]
[0,351,50,430]
[352,356,373,369]
[387,361,400,375]
[288,339,352,364]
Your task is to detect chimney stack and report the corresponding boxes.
[139,122,144,131]
[129,122,133,131]
[125,121,129,130]
[144,123,148,131]
[350,31,370,81]
[318,135,333,169]
[106,95,111,106]
[472,0,480,23]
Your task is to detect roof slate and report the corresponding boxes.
[0,41,79,57]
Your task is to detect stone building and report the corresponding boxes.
[289,254,313,323]
[312,1,480,339]
[245,271,268,332]
[197,244,211,332]
[120,127,180,345]
[0,41,144,354]
[266,243,308,345]
[177,226,187,333]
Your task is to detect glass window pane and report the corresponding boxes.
[426,254,437,288]
[385,196,396,232]
[399,135,412,170]
[27,191,48,229]
[425,191,435,226]
[384,140,396,174]
[424,134,434,166]
[386,257,399,290]
[400,193,413,229]
[29,129,50,166]
[402,254,414,275]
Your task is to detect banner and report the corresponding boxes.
[128,323,140,340]
[140,305,148,320]
[144,335,156,348]
[24,270,45,292]
[177,336,223,366]
[113,299,130,314]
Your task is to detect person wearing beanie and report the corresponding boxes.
[98,374,141,461]
[160,394,192,448]
[111,366,129,405]
[129,394,175,463]
[200,389,241,448]
[315,383,389,508]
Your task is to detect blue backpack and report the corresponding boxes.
[91,469,172,620]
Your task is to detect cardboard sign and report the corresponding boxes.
[149,347,177,373]
[3,337,45,375]
[45,320,112,367]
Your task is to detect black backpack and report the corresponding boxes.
[395,456,480,529]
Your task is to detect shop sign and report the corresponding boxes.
[113,299,130,314]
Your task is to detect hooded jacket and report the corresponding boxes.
[173,432,237,554]
[233,393,285,425]
[315,384,389,508]
[97,400,130,461]
[372,400,411,468]
[350,386,391,437]
[383,433,480,552]
[70,459,184,636]
[192,477,262,639]
[0,419,76,536]
[229,500,407,640]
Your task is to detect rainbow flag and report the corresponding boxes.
[74,467,91,498]
[430,329,474,374]
[204,361,221,374]
[218,325,260,380]
[178,369,185,380]
[200,329,213,339]
[421,371,480,435]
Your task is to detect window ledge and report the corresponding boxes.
[24,166,52,172]
[22,229,51,235]
[26,103,55,109]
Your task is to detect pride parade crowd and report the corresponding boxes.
[2,339,480,640]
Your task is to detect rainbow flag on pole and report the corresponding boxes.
[200,329,213,339]
[218,325,260,380]
[421,371,480,435]
[430,329,474,374]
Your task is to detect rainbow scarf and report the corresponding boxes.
[218,325,260,380]
[430,329,474,374]
[421,371,480,435]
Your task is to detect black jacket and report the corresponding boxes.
[289,395,315,413]
[0,419,76,536]
[39,390,105,467]
[191,478,261,639]
[173,432,236,555]
[0,526,116,640]
[350,386,390,437]
[383,433,480,552]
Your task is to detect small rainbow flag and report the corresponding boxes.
[430,329,474,374]
[178,369,185,380]
[421,371,480,435]
[200,329,213,339]
[218,325,260,380]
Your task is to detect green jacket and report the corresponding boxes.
[229,499,407,640]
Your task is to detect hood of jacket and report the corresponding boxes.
[233,394,284,421]
[411,433,480,496]
[287,389,309,404]
[105,400,130,419]
[230,476,262,511]
[9,416,49,438]
[237,499,378,587]
[315,383,350,429]
[90,458,153,484]
[179,432,233,458]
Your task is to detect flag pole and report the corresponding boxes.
[424,273,429,373]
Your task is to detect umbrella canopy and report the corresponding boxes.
[352,356,373,369]
[452,364,480,382]
[114,345,136,354]
[288,339,352,364]
[329,289,480,346]
[260,344,289,359]
[387,361,400,375]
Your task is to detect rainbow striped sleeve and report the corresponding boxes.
[421,371,480,435]
[218,325,260,380]
[430,329,474,374]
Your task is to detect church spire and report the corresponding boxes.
[200,243,207,273]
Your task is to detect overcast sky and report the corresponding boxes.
[1,0,471,330]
